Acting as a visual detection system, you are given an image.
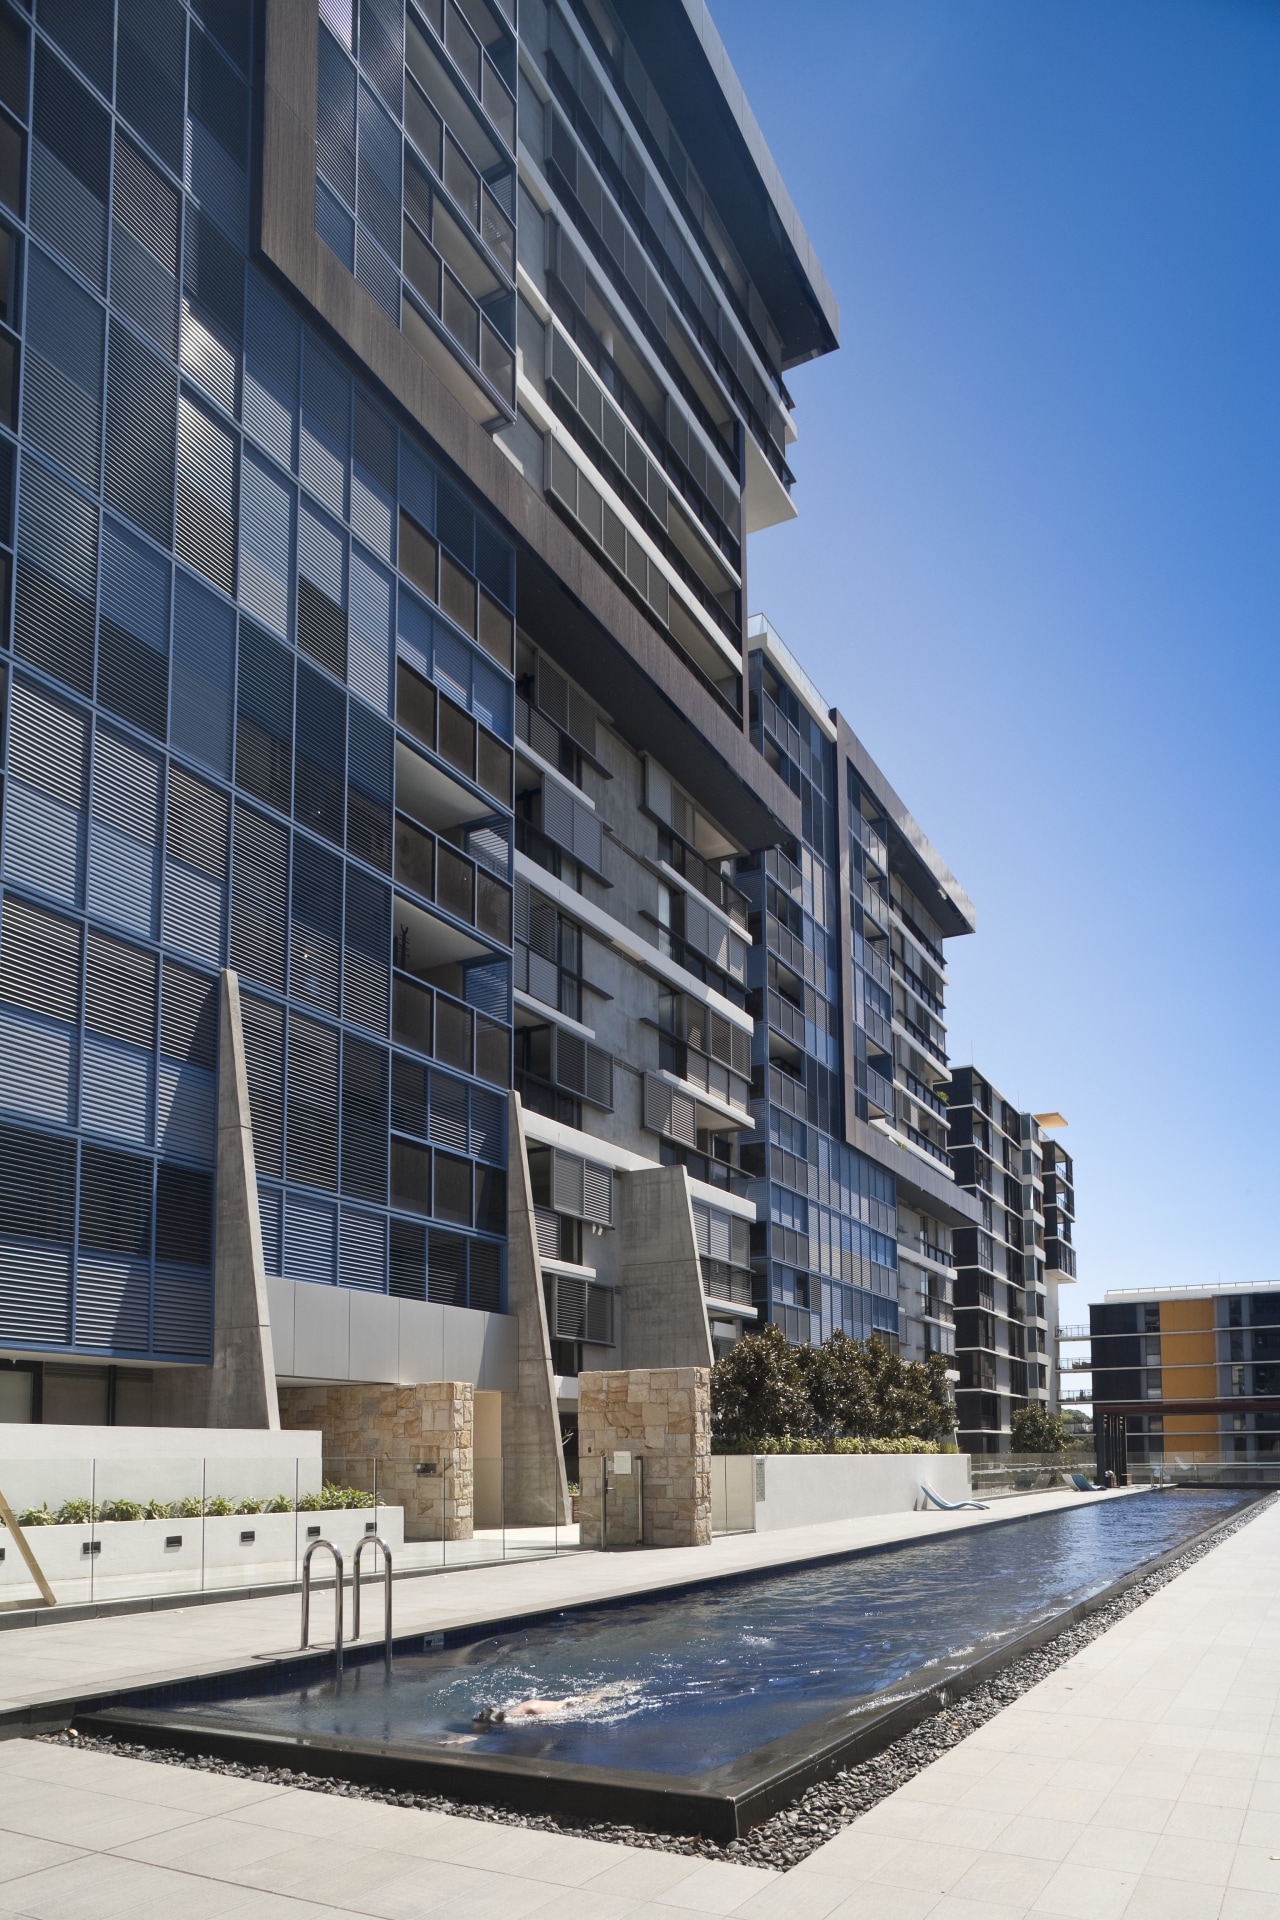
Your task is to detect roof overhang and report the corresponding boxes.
[614,0,839,369]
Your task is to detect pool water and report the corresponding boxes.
[178,1490,1250,1777]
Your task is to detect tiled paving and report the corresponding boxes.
[0,1486,1271,1917]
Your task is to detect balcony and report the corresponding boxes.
[402,223,515,415]
[413,0,516,153]
[659,829,749,929]
[700,1261,753,1308]
[899,1009,948,1066]
[395,815,512,946]
[901,1067,948,1119]
[905,1122,949,1166]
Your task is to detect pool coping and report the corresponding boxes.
[51,1491,1265,1841]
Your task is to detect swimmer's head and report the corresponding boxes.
[473,1705,506,1725]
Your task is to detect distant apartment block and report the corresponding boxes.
[947,1075,1072,1451]
[1091,1281,1280,1477]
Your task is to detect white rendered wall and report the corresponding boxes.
[711,1452,973,1534]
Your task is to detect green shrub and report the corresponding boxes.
[16,1505,58,1527]
[175,1496,205,1518]
[236,1498,264,1516]
[264,1494,294,1513]
[98,1499,145,1522]
[56,1499,99,1525]
[145,1500,175,1520]
[711,1435,940,1456]
[204,1495,235,1518]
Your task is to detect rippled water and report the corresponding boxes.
[180,1490,1250,1776]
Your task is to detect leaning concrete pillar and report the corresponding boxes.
[618,1165,713,1371]
[500,1094,571,1525]
[153,970,279,1429]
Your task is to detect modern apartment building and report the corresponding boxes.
[739,619,979,1372]
[947,1076,1069,1451]
[0,0,843,1505]
[1091,1281,1280,1477]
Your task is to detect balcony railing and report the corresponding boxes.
[900,1009,948,1065]
[905,1122,949,1166]
[901,1067,947,1119]
[659,830,749,929]
[395,813,512,946]
[403,219,515,412]
[392,969,510,1086]
[414,0,517,152]
[701,1261,753,1307]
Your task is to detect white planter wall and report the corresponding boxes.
[710,1453,973,1534]
[0,1505,404,1608]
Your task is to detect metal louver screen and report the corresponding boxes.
[104,319,177,547]
[176,393,236,594]
[0,898,81,1024]
[239,991,284,1178]
[535,654,596,757]
[643,1072,696,1145]
[111,131,180,356]
[230,803,288,994]
[87,727,161,938]
[286,1012,340,1191]
[546,1274,614,1346]
[343,868,391,1033]
[85,929,156,1050]
[14,455,99,696]
[551,1029,613,1110]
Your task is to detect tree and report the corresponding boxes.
[1010,1404,1070,1454]
[710,1323,812,1440]
[711,1327,956,1444]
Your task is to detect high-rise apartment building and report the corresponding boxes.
[739,620,979,1372]
[947,1076,1069,1451]
[0,0,843,1500]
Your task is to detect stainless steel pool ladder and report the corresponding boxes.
[301,1538,344,1680]
[352,1534,393,1674]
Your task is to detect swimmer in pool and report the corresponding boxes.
[474,1685,614,1725]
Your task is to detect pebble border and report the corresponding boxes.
[36,1490,1274,1873]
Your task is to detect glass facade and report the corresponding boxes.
[0,0,514,1368]
[741,645,900,1349]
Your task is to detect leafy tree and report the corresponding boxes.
[1010,1404,1071,1454]
[710,1323,812,1440]
[712,1327,956,1444]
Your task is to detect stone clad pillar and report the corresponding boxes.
[279,1380,474,1540]
[578,1366,711,1548]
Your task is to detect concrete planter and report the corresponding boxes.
[0,1505,404,1608]
[710,1453,973,1534]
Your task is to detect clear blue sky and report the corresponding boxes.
[717,0,1280,1316]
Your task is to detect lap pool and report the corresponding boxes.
[89,1489,1255,1837]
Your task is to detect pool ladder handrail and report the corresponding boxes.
[352,1533,394,1674]
[300,1537,344,1680]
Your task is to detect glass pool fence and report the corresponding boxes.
[0,1452,585,1611]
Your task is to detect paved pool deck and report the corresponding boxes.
[0,1487,1271,1918]
[0,1485,1132,1720]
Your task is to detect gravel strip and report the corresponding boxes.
[35,1492,1273,1872]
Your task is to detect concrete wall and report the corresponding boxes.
[267,1277,518,1393]
[710,1452,974,1534]
[618,1166,714,1371]
[501,1097,570,1526]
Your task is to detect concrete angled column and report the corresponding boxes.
[500,1093,571,1525]
[152,969,280,1429]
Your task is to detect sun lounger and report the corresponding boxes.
[1069,1471,1106,1492]
[920,1483,988,1511]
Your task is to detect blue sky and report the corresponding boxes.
[717,0,1280,1314]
